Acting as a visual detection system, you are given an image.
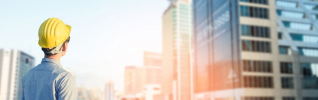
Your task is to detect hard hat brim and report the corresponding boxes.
[66,25,71,32]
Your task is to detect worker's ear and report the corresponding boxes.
[61,42,68,56]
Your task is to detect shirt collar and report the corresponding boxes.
[41,58,63,68]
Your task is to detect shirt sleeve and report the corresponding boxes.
[56,73,77,100]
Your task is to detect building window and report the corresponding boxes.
[242,40,271,53]
[277,10,305,19]
[278,32,283,39]
[243,76,273,88]
[283,97,295,100]
[290,34,318,43]
[240,5,269,19]
[25,58,29,64]
[280,62,293,74]
[305,4,318,11]
[301,63,318,77]
[276,1,298,8]
[243,60,272,73]
[303,97,318,100]
[301,63,318,89]
[241,25,270,38]
[302,77,318,89]
[279,46,292,55]
[281,77,294,89]
[243,97,274,100]
[283,21,313,30]
[312,14,318,20]
[240,0,268,5]
[299,48,318,57]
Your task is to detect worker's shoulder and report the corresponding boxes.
[29,62,70,77]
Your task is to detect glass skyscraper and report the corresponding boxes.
[193,0,318,100]
[162,0,193,100]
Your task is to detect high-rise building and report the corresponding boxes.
[162,0,193,100]
[105,80,115,100]
[124,66,162,96]
[142,84,161,100]
[77,86,89,100]
[193,0,318,100]
[144,51,162,67]
[124,66,138,95]
[0,49,34,100]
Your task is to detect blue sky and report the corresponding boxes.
[0,0,169,91]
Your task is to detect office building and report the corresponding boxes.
[142,84,161,100]
[0,49,34,100]
[105,80,115,100]
[193,0,318,100]
[162,0,193,100]
[144,51,162,67]
[124,66,161,96]
[124,66,138,95]
[77,86,89,100]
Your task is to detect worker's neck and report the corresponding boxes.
[45,54,62,62]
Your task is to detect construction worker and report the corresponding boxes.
[21,18,76,100]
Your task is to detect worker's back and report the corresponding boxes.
[21,58,76,100]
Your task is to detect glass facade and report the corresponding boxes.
[242,40,271,53]
[290,34,318,43]
[243,60,272,73]
[17,52,34,100]
[243,97,274,100]
[281,77,294,89]
[241,25,270,38]
[240,0,268,5]
[240,5,269,19]
[283,97,295,100]
[303,97,318,100]
[276,1,297,8]
[280,62,293,74]
[243,76,273,88]
[283,21,312,31]
[279,46,292,55]
[301,63,318,89]
[277,10,304,19]
[194,0,318,99]
[305,4,318,11]
[299,48,318,57]
[193,0,240,95]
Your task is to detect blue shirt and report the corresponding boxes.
[21,58,77,100]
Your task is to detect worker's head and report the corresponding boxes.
[38,18,71,57]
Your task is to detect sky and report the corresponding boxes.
[0,0,169,91]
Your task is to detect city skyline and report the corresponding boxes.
[2,0,318,100]
[0,0,168,91]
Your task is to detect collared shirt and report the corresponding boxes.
[21,58,77,100]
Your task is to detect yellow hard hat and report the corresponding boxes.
[38,17,71,48]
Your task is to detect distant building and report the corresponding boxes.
[142,84,161,100]
[88,87,104,100]
[124,66,161,96]
[105,80,115,100]
[161,0,193,100]
[0,49,34,100]
[77,86,89,100]
[77,86,104,100]
[143,51,162,67]
[124,66,138,95]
